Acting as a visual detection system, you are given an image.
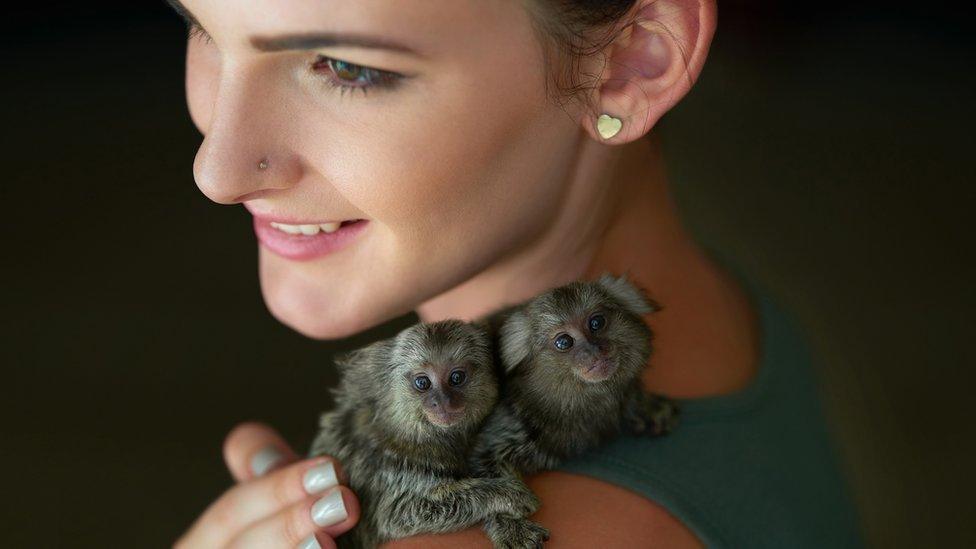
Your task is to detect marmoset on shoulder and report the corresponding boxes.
[308,319,548,549]
[472,273,680,481]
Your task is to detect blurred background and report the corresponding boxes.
[1,1,972,546]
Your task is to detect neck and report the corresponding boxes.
[417,134,760,398]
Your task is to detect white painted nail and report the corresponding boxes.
[250,446,284,477]
[297,534,322,549]
[303,461,339,495]
[311,489,348,527]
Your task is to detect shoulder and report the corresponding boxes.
[379,470,702,548]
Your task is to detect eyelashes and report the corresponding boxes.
[311,55,404,97]
[184,22,404,98]
[187,22,213,45]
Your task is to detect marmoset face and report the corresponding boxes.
[501,275,656,384]
[543,288,650,383]
[391,320,498,430]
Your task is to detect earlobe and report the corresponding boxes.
[596,113,623,139]
[584,0,717,143]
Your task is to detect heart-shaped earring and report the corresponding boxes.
[596,113,622,140]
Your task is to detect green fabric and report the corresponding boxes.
[557,248,865,548]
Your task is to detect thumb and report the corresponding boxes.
[222,421,299,482]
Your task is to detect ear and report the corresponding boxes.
[498,309,534,373]
[581,0,717,144]
[333,338,395,394]
[597,273,662,315]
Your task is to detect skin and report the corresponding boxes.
[173,0,756,547]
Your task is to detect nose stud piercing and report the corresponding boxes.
[258,158,269,170]
[596,113,622,140]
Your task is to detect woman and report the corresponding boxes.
[170,0,863,547]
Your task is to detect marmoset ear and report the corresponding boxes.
[597,273,662,315]
[498,310,533,372]
[333,338,395,394]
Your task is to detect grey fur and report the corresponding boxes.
[472,274,680,520]
[308,319,542,548]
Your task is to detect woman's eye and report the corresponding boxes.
[449,370,466,386]
[554,333,574,351]
[413,375,431,391]
[588,314,606,332]
[312,55,403,97]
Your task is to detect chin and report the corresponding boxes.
[268,303,361,339]
[257,253,389,340]
[425,413,465,429]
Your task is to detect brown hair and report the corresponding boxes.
[521,0,641,116]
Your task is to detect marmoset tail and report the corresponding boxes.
[473,273,680,479]
[309,319,546,548]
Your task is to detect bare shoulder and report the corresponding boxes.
[380,470,703,548]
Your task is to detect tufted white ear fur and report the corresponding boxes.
[498,310,533,373]
[596,273,662,315]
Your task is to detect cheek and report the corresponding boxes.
[320,55,578,299]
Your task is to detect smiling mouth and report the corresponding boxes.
[252,217,369,261]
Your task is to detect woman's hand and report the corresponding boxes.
[175,422,361,549]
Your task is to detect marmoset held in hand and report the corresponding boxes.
[308,319,546,549]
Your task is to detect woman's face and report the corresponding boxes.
[181,0,585,338]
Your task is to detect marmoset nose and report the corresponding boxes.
[584,337,610,356]
[431,392,465,414]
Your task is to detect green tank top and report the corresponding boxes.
[557,247,865,547]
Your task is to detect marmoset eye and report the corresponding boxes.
[554,333,574,351]
[588,313,606,332]
[414,375,432,391]
[449,370,466,386]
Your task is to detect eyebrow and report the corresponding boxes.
[165,0,424,57]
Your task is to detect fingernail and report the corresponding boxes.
[250,446,284,477]
[297,534,321,549]
[303,461,339,495]
[311,488,348,527]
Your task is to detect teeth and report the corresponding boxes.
[269,222,302,234]
[270,221,344,235]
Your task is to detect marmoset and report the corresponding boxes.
[472,273,680,481]
[309,319,546,549]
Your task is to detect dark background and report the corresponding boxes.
[2,1,972,547]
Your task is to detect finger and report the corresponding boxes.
[178,457,343,548]
[224,421,299,481]
[226,486,360,549]
[297,533,337,549]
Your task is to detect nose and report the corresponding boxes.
[192,65,296,204]
[584,336,608,356]
[431,391,465,414]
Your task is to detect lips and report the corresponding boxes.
[579,357,616,382]
[425,409,465,427]
[251,216,369,261]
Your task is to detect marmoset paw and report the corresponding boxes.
[634,395,680,437]
[496,479,540,516]
[649,398,681,436]
[486,515,549,549]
